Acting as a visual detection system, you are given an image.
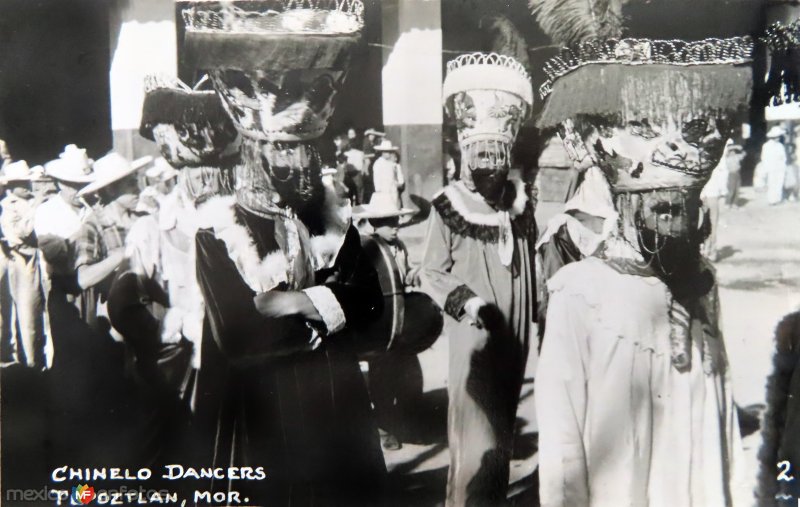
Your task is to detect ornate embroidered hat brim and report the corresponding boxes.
[537,37,754,192]
[536,37,754,130]
[180,0,365,143]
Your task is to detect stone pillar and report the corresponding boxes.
[381,0,443,201]
[109,0,178,159]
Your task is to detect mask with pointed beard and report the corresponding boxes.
[471,167,509,204]
[261,149,324,212]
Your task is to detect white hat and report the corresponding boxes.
[145,157,169,179]
[352,193,415,219]
[0,160,37,183]
[767,126,786,138]
[160,166,179,182]
[374,139,399,152]
[364,129,385,137]
[30,165,46,180]
[77,153,152,197]
[45,144,96,184]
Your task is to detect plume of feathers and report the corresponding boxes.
[530,0,626,47]
[479,15,531,69]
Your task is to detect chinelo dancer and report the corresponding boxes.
[107,73,240,472]
[420,52,537,507]
[533,35,753,507]
[179,1,386,505]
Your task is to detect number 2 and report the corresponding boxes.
[778,460,795,482]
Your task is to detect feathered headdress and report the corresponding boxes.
[530,0,626,47]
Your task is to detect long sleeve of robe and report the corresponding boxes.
[191,204,386,506]
[418,180,536,506]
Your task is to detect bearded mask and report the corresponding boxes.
[140,75,240,168]
[443,53,533,201]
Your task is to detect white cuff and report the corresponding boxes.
[303,286,346,335]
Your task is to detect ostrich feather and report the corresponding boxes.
[530,0,626,47]
[479,15,531,69]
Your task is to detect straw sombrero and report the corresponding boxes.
[45,145,96,184]
[767,126,787,139]
[353,193,415,219]
[77,153,152,197]
[0,160,39,184]
[374,139,399,152]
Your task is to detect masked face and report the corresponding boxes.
[152,122,238,168]
[627,188,704,276]
[471,167,508,204]
[259,142,323,210]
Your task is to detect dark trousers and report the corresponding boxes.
[368,352,423,436]
[344,171,365,205]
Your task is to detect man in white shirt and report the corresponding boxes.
[34,145,95,241]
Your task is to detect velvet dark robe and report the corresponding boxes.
[193,204,386,506]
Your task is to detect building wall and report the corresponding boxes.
[381,0,444,200]
[0,0,112,164]
[109,0,178,160]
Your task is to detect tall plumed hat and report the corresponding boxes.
[442,53,533,178]
[181,0,365,143]
[140,74,239,168]
[536,37,754,192]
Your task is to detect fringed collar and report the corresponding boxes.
[195,179,350,293]
[432,179,535,244]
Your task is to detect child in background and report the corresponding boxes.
[353,193,419,450]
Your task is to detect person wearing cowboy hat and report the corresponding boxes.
[352,193,418,452]
[362,127,385,163]
[34,144,96,241]
[0,160,50,369]
[372,138,405,211]
[70,152,151,328]
[145,158,179,201]
[761,125,789,205]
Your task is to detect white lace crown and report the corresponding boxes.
[446,52,532,85]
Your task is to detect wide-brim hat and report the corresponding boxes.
[353,193,415,219]
[536,37,754,130]
[767,125,787,138]
[77,153,152,197]
[145,157,170,179]
[0,160,37,183]
[374,139,399,152]
[45,144,96,184]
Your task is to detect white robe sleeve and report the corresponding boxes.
[535,288,591,507]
